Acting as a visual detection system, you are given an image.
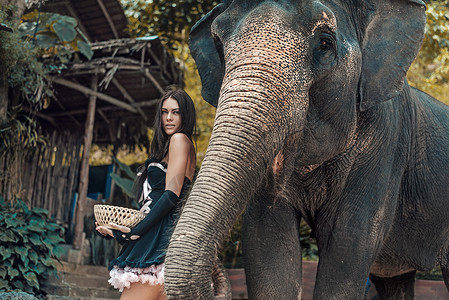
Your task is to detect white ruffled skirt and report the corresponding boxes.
[108,263,165,292]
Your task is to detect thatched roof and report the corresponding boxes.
[34,0,183,147]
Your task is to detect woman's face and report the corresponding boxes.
[161,97,182,136]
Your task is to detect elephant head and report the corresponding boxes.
[165,0,426,298]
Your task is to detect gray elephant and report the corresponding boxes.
[165,0,449,299]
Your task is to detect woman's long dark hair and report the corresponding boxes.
[133,86,196,201]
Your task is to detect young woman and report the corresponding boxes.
[96,87,196,300]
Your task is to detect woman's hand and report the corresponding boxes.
[107,222,131,233]
[108,222,142,241]
[95,222,113,237]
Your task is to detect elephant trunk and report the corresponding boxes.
[164,98,278,299]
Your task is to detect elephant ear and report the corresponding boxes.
[189,3,228,108]
[359,0,426,111]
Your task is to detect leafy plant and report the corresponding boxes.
[407,0,449,105]
[119,0,219,46]
[19,11,93,60]
[109,156,136,200]
[0,197,66,295]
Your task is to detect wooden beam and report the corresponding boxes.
[51,94,83,127]
[146,47,161,67]
[66,2,92,42]
[0,72,7,122]
[143,69,165,95]
[73,74,98,250]
[111,78,147,121]
[35,112,57,127]
[132,99,159,107]
[53,78,138,113]
[96,0,119,39]
[97,109,110,125]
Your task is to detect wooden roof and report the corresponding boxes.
[34,0,183,146]
[36,0,129,41]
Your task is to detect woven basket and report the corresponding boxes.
[94,204,146,229]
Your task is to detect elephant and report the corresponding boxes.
[164,0,449,299]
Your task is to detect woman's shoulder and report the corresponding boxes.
[169,133,193,148]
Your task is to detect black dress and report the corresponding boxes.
[108,158,191,290]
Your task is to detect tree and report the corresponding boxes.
[120,0,219,46]
[407,0,449,105]
[0,2,93,201]
[0,0,25,121]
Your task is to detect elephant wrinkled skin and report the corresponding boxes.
[165,0,449,299]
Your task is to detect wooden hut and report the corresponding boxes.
[10,0,183,252]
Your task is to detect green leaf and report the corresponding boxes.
[77,40,93,60]
[0,278,10,289]
[24,272,39,288]
[0,245,12,259]
[28,250,39,263]
[7,266,19,279]
[14,246,28,257]
[18,261,29,274]
[51,245,67,258]
[36,32,59,49]
[11,279,25,290]
[52,20,77,42]
[31,207,49,217]
[20,254,30,267]
[49,14,78,27]
[5,216,19,228]
[18,22,37,37]
[0,267,6,278]
[46,232,65,244]
[40,256,55,268]
[32,263,46,275]
[113,156,136,179]
[28,218,45,232]
[0,230,17,242]
[29,233,42,245]
[110,173,135,198]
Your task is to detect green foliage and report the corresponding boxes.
[0,7,51,106]
[408,0,449,105]
[0,197,66,295]
[119,0,219,46]
[0,113,46,155]
[0,292,38,300]
[19,11,93,60]
[109,157,138,207]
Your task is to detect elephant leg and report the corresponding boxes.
[369,271,416,300]
[242,186,302,300]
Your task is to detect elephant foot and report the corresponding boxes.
[369,270,416,300]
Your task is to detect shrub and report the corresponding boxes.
[0,197,65,296]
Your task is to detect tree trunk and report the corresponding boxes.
[73,74,98,250]
[0,0,26,22]
[0,0,27,120]
[0,74,7,122]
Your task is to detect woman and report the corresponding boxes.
[96,87,196,300]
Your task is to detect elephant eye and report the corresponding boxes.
[319,37,333,51]
[313,34,337,68]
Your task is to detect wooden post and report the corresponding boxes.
[73,74,98,250]
[0,73,7,122]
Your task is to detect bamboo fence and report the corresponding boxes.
[0,130,83,227]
